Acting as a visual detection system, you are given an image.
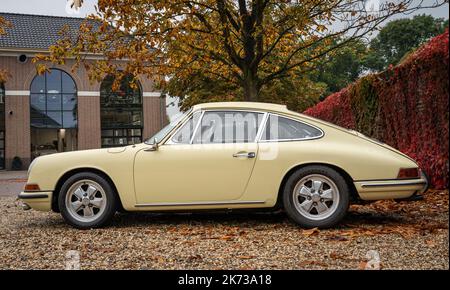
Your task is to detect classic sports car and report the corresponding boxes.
[18,102,428,229]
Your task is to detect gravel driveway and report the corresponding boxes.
[0,170,27,197]
[0,190,448,270]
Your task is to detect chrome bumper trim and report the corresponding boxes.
[18,193,49,199]
[135,200,265,208]
[361,180,426,188]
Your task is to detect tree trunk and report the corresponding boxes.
[242,70,260,102]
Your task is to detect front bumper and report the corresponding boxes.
[17,191,53,211]
[354,174,428,201]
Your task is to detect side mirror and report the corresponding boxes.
[144,138,159,151]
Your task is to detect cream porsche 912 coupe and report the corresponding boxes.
[18,102,428,229]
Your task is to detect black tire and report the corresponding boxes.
[282,165,349,228]
[58,172,117,229]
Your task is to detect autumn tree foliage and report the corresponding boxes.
[363,14,449,71]
[304,30,449,189]
[0,16,9,39]
[36,0,446,104]
[0,16,12,83]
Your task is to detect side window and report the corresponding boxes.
[193,111,264,144]
[170,111,201,144]
[261,114,322,141]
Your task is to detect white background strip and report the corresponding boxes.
[143,92,162,97]
[5,90,162,97]
[5,90,30,96]
[77,91,100,97]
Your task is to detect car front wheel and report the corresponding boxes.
[283,165,350,228]
[58,172,117,229]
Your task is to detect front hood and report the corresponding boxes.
[26,145,140,193]
[42,145,128,158]
[107,147,127,153]
[38,147,107,159]
[33,146,131,164]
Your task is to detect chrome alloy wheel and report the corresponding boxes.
[292,174,340,221]
[65,179,107,223]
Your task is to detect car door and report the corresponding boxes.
[133,110,265,205]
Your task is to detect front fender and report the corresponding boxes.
[26,145,143,211]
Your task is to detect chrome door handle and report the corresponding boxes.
[233,152,256,158]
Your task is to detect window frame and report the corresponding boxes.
[165,109,268,145]
[29,68,78,129]
[100,74,143,147]
[166,111,203,145]
[257,113,324,143]
[101,128,143,147]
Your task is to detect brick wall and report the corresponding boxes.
[5,95,30,168]
[77,95,101,150]
[143,96,164,139]
[0,54,162,169]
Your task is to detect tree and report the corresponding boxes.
[36,0,446,103]
[0,16,12,83]
[168,69,326,112]
[0,16,9,36]
[364,14,449,71]
[310,38,367,96]
[70,0,84,10]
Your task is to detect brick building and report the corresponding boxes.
[0,13,167,170]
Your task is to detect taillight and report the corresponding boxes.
[24,183,41,191]
[397,168,420,179]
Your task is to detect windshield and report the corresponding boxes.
[145,109,192,144]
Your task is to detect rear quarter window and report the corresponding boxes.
[261,114,323,141]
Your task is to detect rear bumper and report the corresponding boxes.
[354,175,428,201]
[17,191,52,211]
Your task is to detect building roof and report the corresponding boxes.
[0,13,86,51]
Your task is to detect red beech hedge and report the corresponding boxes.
[304,30,449,189]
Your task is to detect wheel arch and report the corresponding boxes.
[276,162,359,208]
[51,167,124,212]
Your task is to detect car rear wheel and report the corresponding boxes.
[283,165,349,228]
[58,172,117,229]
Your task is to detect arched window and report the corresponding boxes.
[100,74,143,147]
[0,83,5,169]
[30,69,77,128]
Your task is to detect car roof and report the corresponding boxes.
[191,101,350,133]
[192,102,292,114]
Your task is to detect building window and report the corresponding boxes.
[100,74,143,147]
[30,69,77,128]
[0,83,5,170]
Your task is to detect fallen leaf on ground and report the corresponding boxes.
[219,235,235,241]
[237,255,254,259]
[325,235,349,242]
[330,252,344,259]
[302,227,320,237]
[358,261,368,270]
[426,240,436,247]
[299,260,328,267]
